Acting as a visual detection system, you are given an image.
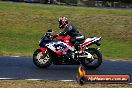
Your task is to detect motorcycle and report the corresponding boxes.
[33,29,102,69]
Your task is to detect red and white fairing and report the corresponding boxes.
[79,37,101,53]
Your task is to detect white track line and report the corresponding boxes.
[109,59,132,62]
[25,79,43,81]
[25,79,75,81]
[0,78,75,81]
[59,80,75,82]
[0,78,14,80]
[10,56,20,58]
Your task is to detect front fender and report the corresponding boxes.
[39,47,47,54]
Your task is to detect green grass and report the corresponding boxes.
[0,80,131,88]
[0,1,132,59]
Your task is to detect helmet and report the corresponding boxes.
[58,17,68,29]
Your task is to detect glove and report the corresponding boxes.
[52,34,59,39]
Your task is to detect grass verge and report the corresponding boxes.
[0,80,131,88]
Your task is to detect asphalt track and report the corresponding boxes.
[0,56,132,83]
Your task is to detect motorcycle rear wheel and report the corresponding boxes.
[33,49,52,68]
[81,48,102,69]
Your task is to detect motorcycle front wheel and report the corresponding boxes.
[33,49,52,68]
[81,48,102,69]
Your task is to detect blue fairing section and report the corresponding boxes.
[39,36,49,45]
[58,43,67,48]
[48,41,68,49]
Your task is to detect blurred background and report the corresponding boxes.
[1,0,132,8]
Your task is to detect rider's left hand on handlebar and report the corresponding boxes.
[52,34,59,39]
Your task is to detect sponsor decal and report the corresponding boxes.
[76,66,130,85]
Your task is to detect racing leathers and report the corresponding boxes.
[59,24,85,45]
[58,24,85,52]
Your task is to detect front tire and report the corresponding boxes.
[81,48,102,69]
[33,49,52,68]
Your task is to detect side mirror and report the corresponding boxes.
[48,29,52,32]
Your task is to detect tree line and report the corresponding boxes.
[1,0,132,8]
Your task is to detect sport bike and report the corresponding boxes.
[33,29,102,69]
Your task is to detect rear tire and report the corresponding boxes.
[81,48,102,69]
[33,49,52,68]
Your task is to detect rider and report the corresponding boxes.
[53,16,85,55]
